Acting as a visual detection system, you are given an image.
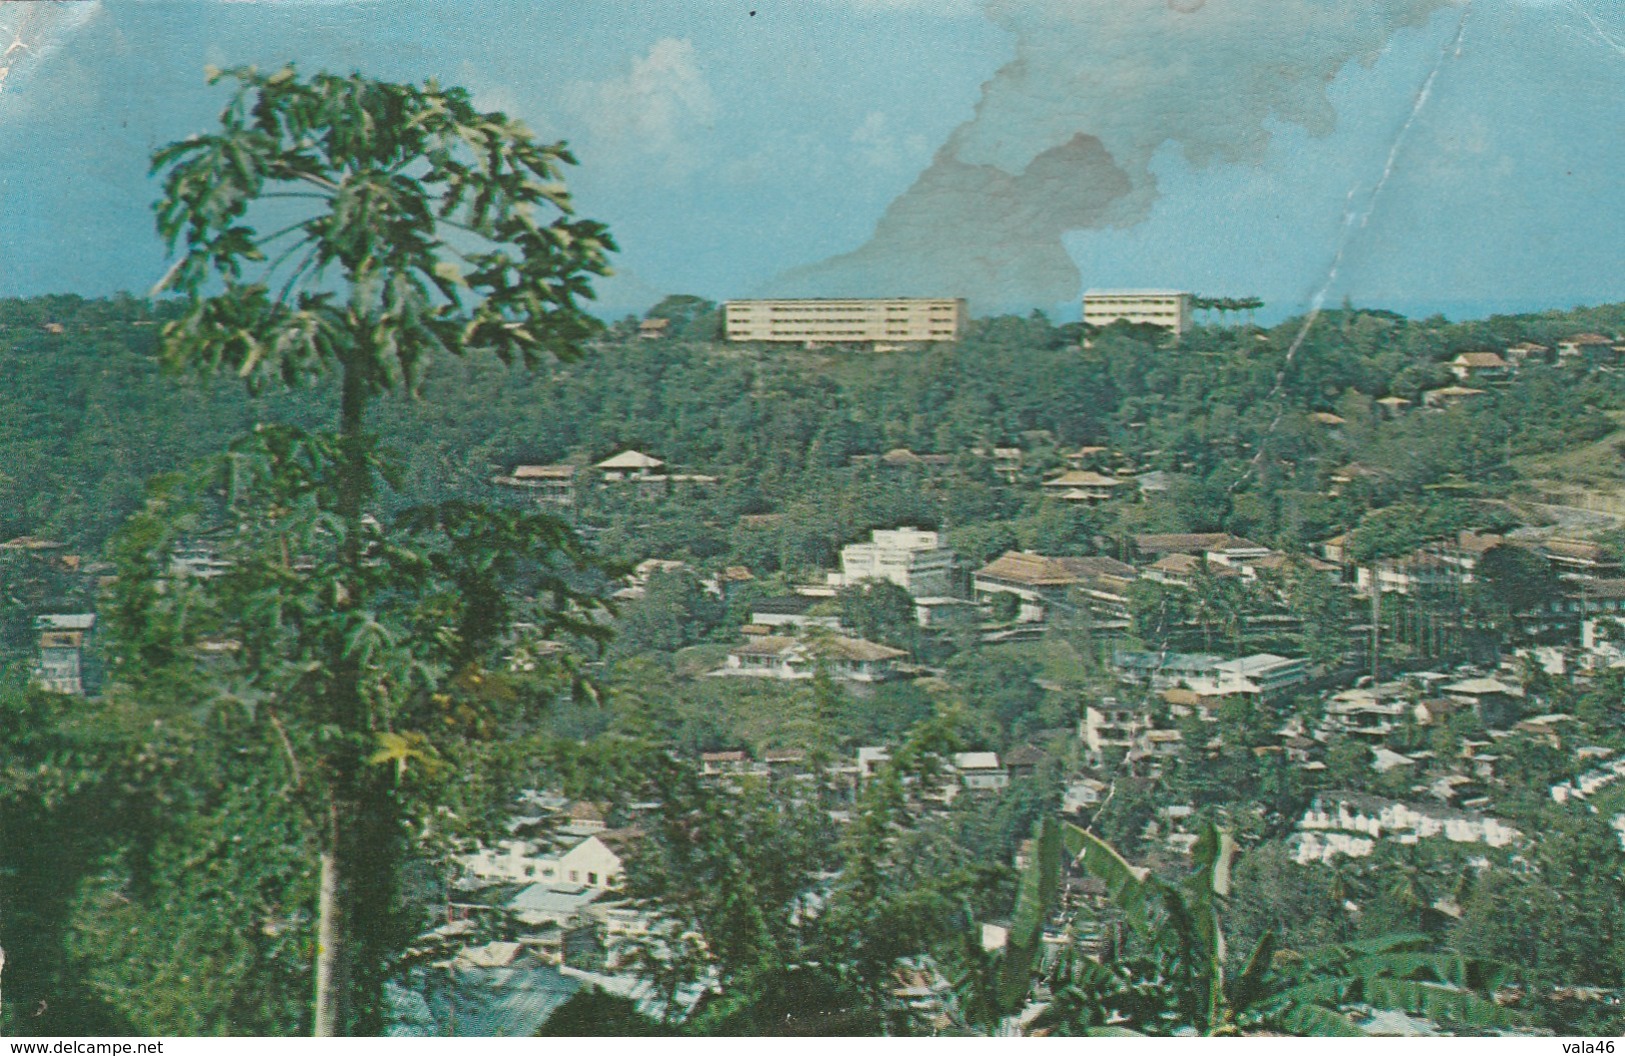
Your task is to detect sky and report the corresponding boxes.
[0,0,1619,322]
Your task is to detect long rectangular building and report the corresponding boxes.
[724,298,966,346]
[1083,289,1192,335]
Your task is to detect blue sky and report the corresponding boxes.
[0,0,1618,321]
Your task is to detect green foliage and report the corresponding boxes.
[1037,823,1519,1037]
[604,718,993,1035]
[837,579,918,650]
[609,570,724,658]
[151,65,612,389]
[1472,544,1560,625]
[642,295,722,343]
[124,64,616,1036]
[534,987,676,1036]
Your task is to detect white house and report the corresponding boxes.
[1183,654,1309,700]
[717,634,908,683]
[539,835,624,891]
[952,751,1010,791]
[1081,696,1152,754]
[462,833,624,892]
[1292,793,1520,864]
[1063,777,1110,814]
[829,527,958,598]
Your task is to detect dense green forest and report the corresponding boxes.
[4,292,1623,567]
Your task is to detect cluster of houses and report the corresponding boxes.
[406,793,702,1033]
[493,448,717,508]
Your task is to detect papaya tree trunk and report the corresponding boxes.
[312,357,376,1036]
[312,820,345,1036]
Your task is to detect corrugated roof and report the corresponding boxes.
[508,884,600,916]
[815,636,907,662]
[1135,533,1255,554]
[976,551,1083,587]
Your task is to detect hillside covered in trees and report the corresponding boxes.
[4,291,1625,1037]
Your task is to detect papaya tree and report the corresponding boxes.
[138,64,614,1035]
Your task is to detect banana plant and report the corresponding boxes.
[1002,821,1523,1037]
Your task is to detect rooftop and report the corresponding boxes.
[1134,532,1260,555]
[595,450,664,471]
[1042,469,1124,488]
[509,464,575,480]
[508,884,600,917]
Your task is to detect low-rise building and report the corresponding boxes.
[493,464,578,508]
[1421,385,1488,408]
[508,884,603,931]
[912,596,981,629]
[750,595,842,632]
[1040,469,1126,504]
[1540,537,1620,581]
[35,613,94,696]
[1110,650,1222,689]
[1184,654,1309,700]
[595,449,665,480]
[462,833,624,893]
[1292,792,1520,864]
[972,550,1135,621]
[1321,688,1411,739]
[1063,777,1110,814]
[1556,333,1616,360]
[1449,351,1512,382]
[1441,676,1524,727]
[1355,552,1459,596]
[952,752,1010,791]
[717,634,908,683]
[1505,341,1550,363]
[1132,532,1253,561]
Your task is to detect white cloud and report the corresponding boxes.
[558,37,715,173]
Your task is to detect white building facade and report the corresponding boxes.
[724,298,966,346]
[831,527,958,597]
[1083,290,1193,335]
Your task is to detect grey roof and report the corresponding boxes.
[388,963,580,1037]
[751,595,818,616]
[1112,650,1222,674]
[508,884,600,916]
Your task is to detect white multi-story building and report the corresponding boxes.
[1083,289,1193,335]
[1183,653,1309,700]
[724,298,966,346]
[1080,696,1152,755]
[830,527,958,597]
